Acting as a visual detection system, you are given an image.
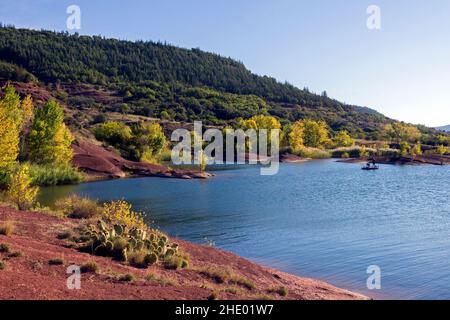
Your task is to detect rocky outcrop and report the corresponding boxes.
[72,139,212,180]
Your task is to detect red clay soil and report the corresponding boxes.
[72,138,212,180]
[0,207,367,300]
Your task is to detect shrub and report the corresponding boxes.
[54,195,101,219]
[48,258,64,265]
[94,121,132,146]
[208,290,219,301]
[57,231,73,240]
[29,164,83,186]
[119,273,135,282]
[101,200,145,229]
[80,261,98,273]
[0,243,10,253]
[270,286,288,297]
[0,261,5,270]
[0,221,15,236]
[6,164,39,210]
[7,251,22,258]
[128,250,149,269]
[163,255,189,270]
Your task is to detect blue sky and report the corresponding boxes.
[1,0,449,126]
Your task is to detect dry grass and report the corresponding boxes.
[0,221,15,236]
[198,266,256,290]
[145,273,177,286]
[80,261,99,273]
[54,195,102,219]
[268,286,289,297]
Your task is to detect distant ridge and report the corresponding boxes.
[436,125,450,132]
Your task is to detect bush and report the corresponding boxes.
[0,221,15,236]
[0,261,5,270]
[0,243,10,253]
[80,261,99,273]
[29,164,83,186]
[6,164,39,210]
[163,255,189,270]
[119,273,135,282]
[54,195,102,219]
[101,200,145,229]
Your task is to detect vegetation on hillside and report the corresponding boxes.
[0,26,399,138]
[0,84,81,194]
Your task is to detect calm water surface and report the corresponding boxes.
[39,160,450,299]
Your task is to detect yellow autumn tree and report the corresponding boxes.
[27,99,73,165]
[6,164,39,210]
[289,119,330,149]
[0,85,22,174]
[238,115,281,151]
[334,130,355,148]
[288,121,305,152]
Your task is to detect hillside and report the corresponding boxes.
[0,206,366,300]
[436,125,450,132]
[0,26,396,139]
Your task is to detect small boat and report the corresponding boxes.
[362,161,379,170]
[362,165,379,171]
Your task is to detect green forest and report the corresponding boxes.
[0,26,445,144]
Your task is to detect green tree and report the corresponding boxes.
[6,164,39,210]
[298,119,329,149]
[384,123,421,143]
[27,99,74,165]
[94,121,132,146]
[133,122,167,163]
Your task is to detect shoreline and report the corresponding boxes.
[0,206,367,300]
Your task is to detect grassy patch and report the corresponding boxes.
[163,255,189,270]
[80,261,99,273]
[145,273,177,286]
[54,195,101,219]
[198,267,255,290]
[268,286,288,297]
[0,221,15,236]
[29,164,83,186]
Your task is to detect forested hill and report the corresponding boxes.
[0,26,394,138]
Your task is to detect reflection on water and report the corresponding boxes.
[39,160,450,299]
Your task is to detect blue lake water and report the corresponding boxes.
[39,160,450,299]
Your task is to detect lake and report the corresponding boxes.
[38,160,450,299]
